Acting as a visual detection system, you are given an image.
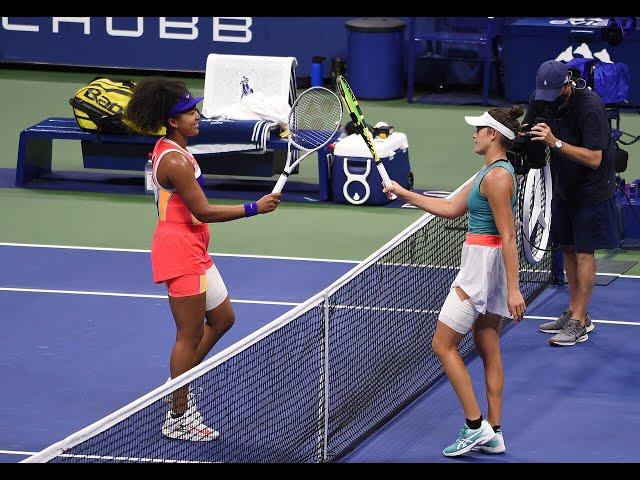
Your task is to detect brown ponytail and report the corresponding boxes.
[487,105,525,149]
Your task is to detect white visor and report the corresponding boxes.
[464,111,515,140]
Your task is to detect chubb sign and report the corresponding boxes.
[548,17,609,27]
[0,17,253,43]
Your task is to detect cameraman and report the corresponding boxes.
[524,60,617,347]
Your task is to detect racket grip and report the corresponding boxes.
[272,173,288,194]
[376,164,397,200]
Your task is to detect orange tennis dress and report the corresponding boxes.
[150,138,213,284]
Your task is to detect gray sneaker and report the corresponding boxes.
[585,312,595,333]
[539,310,571,333]
[549,319,588,346]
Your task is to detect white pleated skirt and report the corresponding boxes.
[450,237,510,318]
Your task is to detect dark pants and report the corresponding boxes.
[550,196,619,253]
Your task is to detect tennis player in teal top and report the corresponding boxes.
[384,107,526,457]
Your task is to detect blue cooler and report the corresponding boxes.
[331,132,411,205]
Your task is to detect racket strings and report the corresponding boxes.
[290,89,342,150]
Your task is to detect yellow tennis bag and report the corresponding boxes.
[70,77,165,136]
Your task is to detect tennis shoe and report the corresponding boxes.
[162,405,219,442]
[540,311,593,334]
[473,430,506,454]
[584,312,594,333]
[539,310,571,333]
[443,419,494,457]
[549,318,588,346]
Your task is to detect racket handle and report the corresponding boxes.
[272,173,288,194]
[376,164,397,200]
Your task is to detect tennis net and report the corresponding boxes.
[24,174,554,463]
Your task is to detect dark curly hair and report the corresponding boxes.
[487,105,525,149]
[125,77,189,134]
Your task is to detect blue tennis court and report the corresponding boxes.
[0,243,355,462]
[2,242,639,462]
[343,281,640,462]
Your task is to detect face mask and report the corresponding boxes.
[549,92,570,117]
[533,100,549,117]
[534,91,570,119]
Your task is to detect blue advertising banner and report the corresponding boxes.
[0,17,356,75]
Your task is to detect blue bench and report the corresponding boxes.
[16,118,333,200]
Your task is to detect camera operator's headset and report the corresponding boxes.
[565,70,587,91]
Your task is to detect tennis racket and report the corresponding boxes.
[335,75,397,200]
[272,86,343,194]
[520,157,553,265]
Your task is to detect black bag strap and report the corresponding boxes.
[69,97,133,136]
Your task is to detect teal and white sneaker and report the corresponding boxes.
[473,430,506,454]
[443,419,494,457]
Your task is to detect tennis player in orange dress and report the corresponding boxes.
[126,77,281,441]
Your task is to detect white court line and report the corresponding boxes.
[0,448,206,463]
[3,287,639,325]
[57,453,209,463]
[0,449,35,456]
[0,242,359,264]
[3,243,639,274]
[0,287,300,307]
[552,272,640,279]
[3,288,639,326]
[525,315,640,327]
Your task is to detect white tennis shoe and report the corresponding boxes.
[162,405,219,442]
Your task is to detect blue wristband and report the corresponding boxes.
[243,202,258,217]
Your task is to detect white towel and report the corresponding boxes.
[202,53,297,122]
[206,92,290,130]
[333,132,409,159]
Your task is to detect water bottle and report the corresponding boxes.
[311,56,325,87]
[145,157,154,194]
[630,179,638,202]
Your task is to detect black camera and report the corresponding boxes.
[507,117,549,175]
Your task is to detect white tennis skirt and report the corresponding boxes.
[450,234,510,318]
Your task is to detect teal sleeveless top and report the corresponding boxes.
[467,160,517,235]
